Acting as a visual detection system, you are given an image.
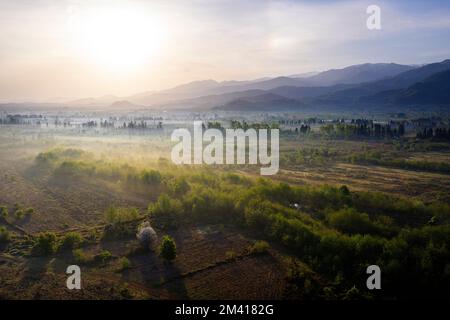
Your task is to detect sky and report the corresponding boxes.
[1,0,450,102]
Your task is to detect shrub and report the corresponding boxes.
[148,194,183,227]
[339,185,350,196]
[118,257,131,270]
[159,235,176,262]
[327,208,378,235]
[167,177,190,195]
[250,240,270,254]
[104,207,140,224]
[33,232,57,255]
[0,226,11,243]
[73,248,90,264]
[13,203,21,212]
[103,224,136,240]
[0,206,8,219]
[25,207,34,217]
[15,209,24,220]
[136,221,157,249]
[96,250,112,264]
[60,232,84,250]
[225,250,237,260]
[141,170,162,185]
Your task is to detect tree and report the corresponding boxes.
[15,209,24,220]
[0,206,8,219]
[119,257,131,270]
[60,232,83,250]
[327,208,378,235]
[339,185,350,196]
[136,221,157,249]
[25,207,34,217]
[159,235,176,262]
[96,250,112,264]
[0,226,11,243]
[73,248,89,264]
[33,232,57,255]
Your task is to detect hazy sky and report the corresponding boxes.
[1,0,450,102]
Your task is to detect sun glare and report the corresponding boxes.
[70,5,168,72]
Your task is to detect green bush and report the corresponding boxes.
[0,226,11,243]
[250,240,270,253]
[104,207,140,224]
[25,207,34,217]
[167,177,190,195]
[118,257,131,270]
[60,232,84,250]
[159,235,176,262]
[15,209,24,220]
[0,206,8,219]
[96,250,112,264]
[33,232,57,255]
[141,170,162,185]
[73,248,90,264]
[148,194,183,227]
[327,208,379,235]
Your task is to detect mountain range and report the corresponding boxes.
[127,60,450,111]
[2,59,449,112]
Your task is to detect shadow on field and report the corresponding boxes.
[18,256,52,298]
[123,249,188,299]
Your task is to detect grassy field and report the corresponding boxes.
[0,125,449,300]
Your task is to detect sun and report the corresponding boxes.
[71,5,168,72]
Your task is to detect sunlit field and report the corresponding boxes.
[1,111,449,300]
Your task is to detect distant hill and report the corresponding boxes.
[127,63,415,106]
[268,83,356,100]
[305,63,416,86]
[109,100,143,109]
[214,93,303,111]
[365,70,450,105]
[316,59,450,105]
[161,89,267,110]
[10,60,446,112]
[68,95,119,106]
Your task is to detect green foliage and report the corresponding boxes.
[33,232,57,256]
[349,152,450,174]
[103,207,141,239]
[142,176,450,298]
[0,226,11,243]
[29,148,450,298]
[96,250,112,264]
[72,248,90,264]
[14,209,24,220]
[166,177,190,195]
[105,207,140,224]
[148,194,183,227]
[327,208,379,235]
[141,169,162,185]
[60,232,84,250]
[343,286,363,300]
[225,250,237,260]
[283,259,322,299]
[118,257,131,270]
[250,240,270,254]
[25,207,34,217]
[159,235,176,262]
[0,205,8,219]
[339,185,350,196]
